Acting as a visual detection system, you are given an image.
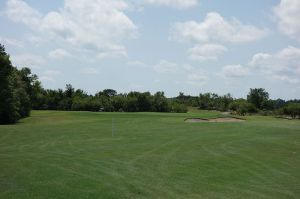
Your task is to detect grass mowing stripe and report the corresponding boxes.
[0,110,299,198]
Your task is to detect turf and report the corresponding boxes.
[0,111,300,199]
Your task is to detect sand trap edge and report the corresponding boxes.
[185,117,245,123]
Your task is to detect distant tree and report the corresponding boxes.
[87,97,103,112]
[65,84,74,98]
[178,92,185,102]
[153,92,170,112]
[229,99,257,116]
[62,84,74,110]
[197,93,233,111]
[16,67,40,115]
[44,89,64,110]
[215,93,233,111]
[111,95,126,112]
[137,92,152,112]
[261,99,275,111]
[198,93,211,109]
[74,89,88,98]
[171,101,188,113]
[98,95,113,111]
[18,67,38,98]
[13,70,31,118]
[174,92,198,107]
[281,103,300,119]
[31,81,46,109]
[97,89,117,98]
[247,88,269,109]
[71,96,85,111]
[125,96,139,112]
[273,99,286,109]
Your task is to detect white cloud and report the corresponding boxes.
[250,46,300,73]
[39,70,61,82]
[152,60,209,86]
[5,0,137,58]
[80,67,99,75]
[11,53,45,69]
[39,76,55,82]
[44,70,62,76]
[5,0,42,27]
[186,73,208,86]
[0,37,23,48]
[171,12,268,44]
[153,60,178,73]
[143,0,199,9]
[182,64,195,71]
[274,0,300,42]
[48,49,71,59]
[271,75,299,84]
[170,12,268,61]
[188,44,227,61]
[250,46,300,84]
[127,60,147,67]
[42,0,136,55]
[97,49,127,60]
[222,65,250,78]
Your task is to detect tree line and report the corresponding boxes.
[1,44,299,124]
[33,86,187,114]
[175,89,300,117]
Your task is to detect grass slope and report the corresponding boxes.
[0,111,300,199]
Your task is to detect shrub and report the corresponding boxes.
[171,102,188,113]
[281,103,300,119]
[229,100,257,116]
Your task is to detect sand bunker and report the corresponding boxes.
[185,117,245,123]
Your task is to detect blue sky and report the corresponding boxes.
[1,0,300,99]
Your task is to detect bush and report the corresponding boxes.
[229,100,257,116]
[281,103,300,119]
[171,102,188,113]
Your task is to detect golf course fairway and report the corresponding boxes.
[0,111,299,199]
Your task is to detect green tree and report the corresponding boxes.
[16,67,39,116]
[247,88,269,110]
[125,96,138,112]
[62,84,74,110]
[97,89,117,97]
[137,92,152,112]
[171,101,188,113]
[198,93,211,109]
[0,44,33,124]
[282,103,300,119]
[111,95,126,112]
[0,44,20,124]
[229,99,257,116]
[13,70,31,118]
[153,92,170,112]
[31,81,46,109]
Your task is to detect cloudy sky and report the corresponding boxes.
[1,0,300,99]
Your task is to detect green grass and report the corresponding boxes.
[0,110,300,199]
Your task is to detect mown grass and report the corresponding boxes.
[0,110,299,198]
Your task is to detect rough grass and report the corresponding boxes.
[0,110,299,199]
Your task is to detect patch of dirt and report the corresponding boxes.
[276,116,300,120]
[221,112,231,115]
[185,118,208,123]
[185,117,245,123]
